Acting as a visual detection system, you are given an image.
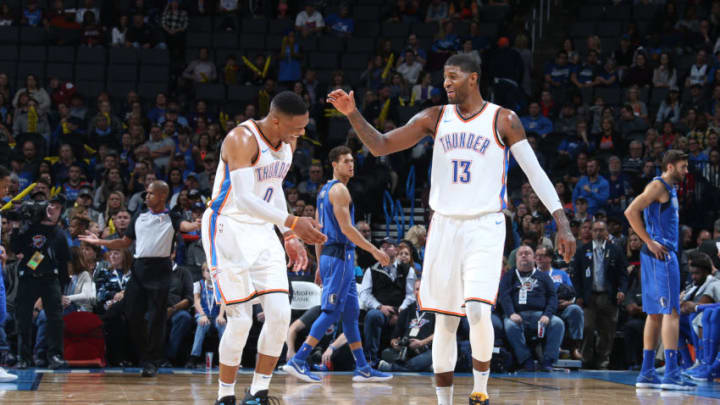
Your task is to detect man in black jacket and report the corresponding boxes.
[499,245,565,371]
[571,220,628,369]
[162,262,194,367]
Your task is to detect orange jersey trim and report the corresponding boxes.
[453,102,488,123]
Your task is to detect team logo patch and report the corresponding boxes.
[660,297,667,308]
[329,294,337,304]
[32,235,46,249]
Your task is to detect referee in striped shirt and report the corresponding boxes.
[80,180,201,377]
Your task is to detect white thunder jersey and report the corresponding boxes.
[429,102,509,217]
[208,119,292,223]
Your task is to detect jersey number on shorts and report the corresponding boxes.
[263,187,274,202]
[451,160,472,183]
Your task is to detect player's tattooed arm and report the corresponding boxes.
[326,89,439,156]
[497,108,526,148]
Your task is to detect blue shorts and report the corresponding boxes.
[319,246,357,313]
[640,246,680,315]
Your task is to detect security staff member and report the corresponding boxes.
[80,181,200,377]
[11,194,71,370]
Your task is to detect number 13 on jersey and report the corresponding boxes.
[451,160,472,183]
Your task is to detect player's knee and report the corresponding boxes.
[434,313,461,336]
[466,300,492,325]
[264,301,291,330]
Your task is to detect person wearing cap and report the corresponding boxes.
[359,237,417,366]
[10,192,71,370]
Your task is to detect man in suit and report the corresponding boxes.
[571,220,628,369]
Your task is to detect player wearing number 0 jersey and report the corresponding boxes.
[201,91,326,405]
[327,54,576,405]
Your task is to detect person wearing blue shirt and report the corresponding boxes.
[520,102,553,138]
[557,121,595,160]
[570,51,599,89]
[325,5,354,37]
[536,246,584,361]
[688,137,709,169]
[573,158,610,216]
[544,51,571,88]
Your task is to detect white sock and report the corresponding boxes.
[472,369,490,396]
[436,385,453,405]
[218,379,235,400]
[250,372,272,395]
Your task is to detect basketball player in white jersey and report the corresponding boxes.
[201,91,326,405]
[328,54,576,405]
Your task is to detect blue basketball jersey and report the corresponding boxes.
[317,180,355,248]
[643,177,679,252]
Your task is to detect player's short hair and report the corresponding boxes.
[445,53,481,76]
[270,91,308,116]
[661,149,688,171]
[328,145,352,163]
[688,251,713,273]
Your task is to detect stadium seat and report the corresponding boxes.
[213,48,236,68]
[63,312,106,368]
[227,84,258,103]
[109,47,138,65]
[381,22,409,38]
[139,48,169,66]
[344,69,363,88]
[139,65,169,84]
[189,16,213,32]
[398,106,421,125]
[297,36,317,52]
[241,17,267,34]
[0,45,16,61]
[649,88,669,109]
[47,46,75,63]
[308,52,338,70]
[476,23,499,39]
[19,27,45,44]
[47,63,73,82]
[195,83,226,103]
[268,19,292,35]
[605,5,631,21]
[354,6,380,21]
[75,64,105,82]
[19,45,46,62]
[455,21,471,37]
[0,61,17,81]
[138,82,167,100]
[108,65,137,83]
[594,87,622,106]
[16,62,45,81]
[314,69,334,86]
[186,33,212,49]
[265,35,282,52]
[597,22,622,37]
[317,36,344,53]
[346,37,374,53]
[354,22,380,37]
[633,4,658,21]
[412,23,437,38]
[478,6,510,22]
[578,6,604,20]
[580,87,594,106]
[569,22,595,39]
[75,81,105,99]
[214,32,239,49]
[77,46,105,64]
[0,26,18,44]
[341,54,369,70]
[238,33,263,51]
[107,81,136,100]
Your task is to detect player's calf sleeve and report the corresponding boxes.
[340,299,361,344]
[308,310,342,341]
[257,293,292,357]
[432,314,460,374]
[466,301,494,362]
[219,305,253,367]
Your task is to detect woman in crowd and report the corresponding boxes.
[94,248,133,366]
[64,245,98,313]
[97,190,125,233]
[12,74,50,115]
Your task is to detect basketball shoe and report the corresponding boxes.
[469,392,489,404]
[635,370,662,389]
[352,366,393,382]
[282,358,321,382]
[215,395,235,405]
[241,389,282,404]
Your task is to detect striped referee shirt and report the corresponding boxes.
[126,209,183,259]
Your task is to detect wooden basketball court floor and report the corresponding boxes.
[2,368,720,404]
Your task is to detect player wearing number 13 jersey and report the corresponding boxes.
[327,54,576,405]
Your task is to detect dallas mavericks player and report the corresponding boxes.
[283,145,392,382]
[201,91,326,405]
[625,150,695,390]
[328,54,575,405]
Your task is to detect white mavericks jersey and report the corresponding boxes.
[208,119,292,223]
[429,102,509,217]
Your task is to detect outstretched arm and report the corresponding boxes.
[327,89,441,156]
[498,108,576,262]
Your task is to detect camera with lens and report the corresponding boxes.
[19,200,49,224]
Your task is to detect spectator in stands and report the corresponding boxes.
[397,50,423,86]
[686,49,709,88]
[573,197,591,223]
[653,52,678,89]
[161,0,188,58]
[593,58,619,88]
[487,36,525,111]
[21,0,43,27]
[499,245,564,371]
[520,102,553,138]
[624,52,652,88]
[13,74,50,116]
[457,39,481,67]
[325,4,353,37]
[606,156,631,215]
[544,50,571,88]
[0,4,14,26]
[571,220,627,369]
[378,279,433,372]
[570,50,598,89]
[111,15,129,46]
[94,248,132,366]
[572,158,609,216]
[126,13,164,49]
[13,97,51,145]
[616,104,648,141]
[425,0,448,22]
[162,262,193,367]
[186,263,226,368]
[402,34,427,67]
[622,254,644,370]
[611,35,634,75]
[656,87,682,124]
[295,2,324,37]
[411,72,434,104]
[137,125,174,172]
[555,103,578,136]
[80,10,103,47]
[64,245,97,312]
[277,31,302,84]
[360,238,416,365]
[536,246,584,361]
[182,47,216,84]
[76,0,100,24]
[626,86,648,120]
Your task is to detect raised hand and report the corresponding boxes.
[326,89,357,116]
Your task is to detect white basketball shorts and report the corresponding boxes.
[201,209,288,305]
[418,211,506,316]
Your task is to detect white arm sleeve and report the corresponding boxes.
[270,185,291,234]
[510,139,563,214]
[230,167,290,227]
